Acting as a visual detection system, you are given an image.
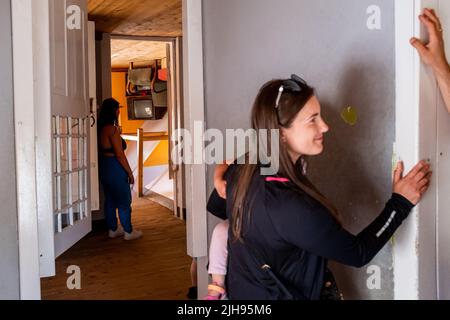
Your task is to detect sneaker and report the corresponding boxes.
[108,226,125,239]
[124,230,143,241]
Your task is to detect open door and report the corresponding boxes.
[39,0,91,278]
[51,0,91,258]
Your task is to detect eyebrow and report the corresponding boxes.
[305,113,319,120]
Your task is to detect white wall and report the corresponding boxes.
[203,0,397,300]
[0,0,20,300]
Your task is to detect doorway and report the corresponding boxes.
[110,37,175,210]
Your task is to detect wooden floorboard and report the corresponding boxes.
[41,196,193,300]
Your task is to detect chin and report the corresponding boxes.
[312,144,324,155]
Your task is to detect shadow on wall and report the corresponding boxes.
[309,60,395,300]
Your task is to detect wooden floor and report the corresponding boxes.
[41,195,193,300]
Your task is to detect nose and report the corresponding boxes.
[320,118,329,133]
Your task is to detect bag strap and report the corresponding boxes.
[245,240,294,300]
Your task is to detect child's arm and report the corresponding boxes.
[214,163,229,199]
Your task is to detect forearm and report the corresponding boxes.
[324,194,414,268]
[117,156,133,176]
[436,64,450,113]
[350,194,414,266]
[207,189,227,220]
[214,163,229,181]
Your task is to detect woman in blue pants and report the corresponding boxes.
[98,98,142,241]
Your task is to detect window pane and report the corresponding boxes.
[53,138,57,174]
[59,117,68,135]
[84,117,89,135]
[73,203,81,223]
[84,169,88,198]
[60,174,69,207]
[72,137,79,169]
[60,138,69,172]
[54,176,58,211]
[52,116,57,135]
[82,137,87,167]
[61,211,70,230]
[55,213,62,233]
[71,118,80,135]
[72,171,79,203]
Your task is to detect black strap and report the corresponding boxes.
[245,241,294,300]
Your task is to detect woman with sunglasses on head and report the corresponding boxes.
[207,75,432,300]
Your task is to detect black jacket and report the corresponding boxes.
[207,165,414,300]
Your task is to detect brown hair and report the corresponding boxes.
[230,79,339,242]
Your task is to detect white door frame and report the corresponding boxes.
[182,0,209,297]
[12,0,47,300]
[109,34,183,217]
[394,0,450,300]
[89,21,100,213]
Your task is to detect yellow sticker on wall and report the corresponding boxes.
[341,106,358,126]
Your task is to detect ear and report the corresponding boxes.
[280,129,288,143]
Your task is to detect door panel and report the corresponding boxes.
[50,0,67,97]
[50,0,91,258]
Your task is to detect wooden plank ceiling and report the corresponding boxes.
[88,0,182,37]
[111,40,167,69]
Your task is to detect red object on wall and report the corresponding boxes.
[158,69,168,81]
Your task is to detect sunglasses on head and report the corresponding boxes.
[274,74,308,124]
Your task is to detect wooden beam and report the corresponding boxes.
[137,128,144,197]
[122,132,168,142]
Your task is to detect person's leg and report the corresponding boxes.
[115,181,133,234]
[206,220,229,299]
[191,258,198,287]
[116,179,143,240]
[99,158,119,234]
[104,186,119,232]
[109,159,142,240]
[187,258,198,300]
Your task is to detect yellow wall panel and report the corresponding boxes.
[144,140,169,167]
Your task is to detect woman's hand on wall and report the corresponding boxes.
[410,8,450,76]
[393,160,432,205]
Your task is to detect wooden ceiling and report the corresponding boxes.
[88,0,182,37]
[111,40,167,69]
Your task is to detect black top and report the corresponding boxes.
[100,138,127,154]
[207,165,414,300]
[99,126,127,154]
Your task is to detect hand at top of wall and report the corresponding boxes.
[410,8,450,76]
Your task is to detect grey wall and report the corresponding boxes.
[203,0,395,300]
[0,0,20,299]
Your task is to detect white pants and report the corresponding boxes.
[208,220,229,276]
